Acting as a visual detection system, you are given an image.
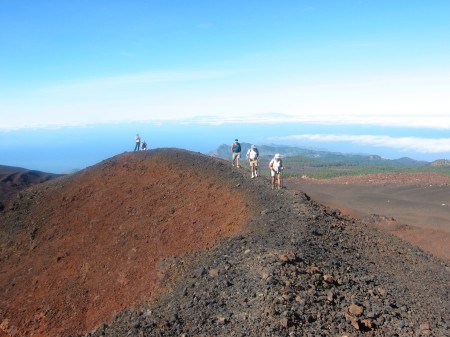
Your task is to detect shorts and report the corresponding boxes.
[271,169,280,177]
[232,152,240,160]
[249,159,258,167]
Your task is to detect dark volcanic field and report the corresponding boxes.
[1,149,449,337]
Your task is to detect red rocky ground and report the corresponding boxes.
[0,150,253,336]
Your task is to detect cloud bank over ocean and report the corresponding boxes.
[1,112,449,132]
[1,119,449,173]
[272,134,450,155]
[1,65,449,131]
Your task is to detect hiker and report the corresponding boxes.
[134,134,141,151]
[231,139,241,168]
[141,140,147,151]
[269,153,283,189]
[246,144,259,178]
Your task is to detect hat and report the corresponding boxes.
[235,139,238,141]
[251,144,255,148]
[275,153,281,159]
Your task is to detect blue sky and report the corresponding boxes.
[1,1,450,171]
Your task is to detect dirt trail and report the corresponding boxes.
[287,173,450,261]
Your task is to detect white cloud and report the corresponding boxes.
[1,110,449,131]
[1,67,449,131]
[274,134,450,154]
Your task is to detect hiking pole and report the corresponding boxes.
[280,170,283,189]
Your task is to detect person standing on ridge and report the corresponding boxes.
[134,134,141,151]
[246,144,260,178]
[231,139,241,168]
[269,153,283,189]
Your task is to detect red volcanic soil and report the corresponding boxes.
[0,150,254,336]
[287,172,450,261]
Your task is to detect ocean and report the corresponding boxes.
[1,121,449,174]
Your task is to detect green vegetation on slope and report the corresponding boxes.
[210,143,450,179]
[282,155,450,179]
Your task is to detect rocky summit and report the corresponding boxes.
[1,149,449,337]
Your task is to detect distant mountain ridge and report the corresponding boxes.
[209,143,429,166]
[0,165,63,201]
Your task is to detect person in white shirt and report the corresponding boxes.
[134,134,141,151]
[269,153,283,189]
[246,145,260,178]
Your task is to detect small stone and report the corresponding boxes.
[361,319,374,330]
[323,274,335,283]
[260,269,270,279]
[209,268,220,277]
[295,295,304,303]
[366,311,376,319]
[282,293,293,301]
[377,287,387,296]
[396,320,405,329]
[0,319,9,330]
[306,266,321,274]
[345,314,360,330]
[280,317,289,328]
[326,291,335,302]
[348,304,364,316]
[419,322,430,331]
[216,315,229,324]
[278,252,296,263]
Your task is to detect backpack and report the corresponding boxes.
[249,148,259,160]
[233,142,241,153]
[269,158,282,170]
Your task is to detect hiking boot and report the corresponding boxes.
[271,185,274,190]
[251,174,255,179]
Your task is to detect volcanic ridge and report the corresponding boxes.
[1,149,449,337]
